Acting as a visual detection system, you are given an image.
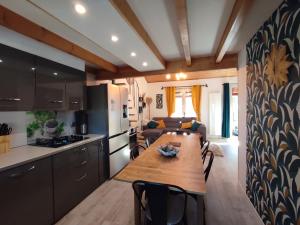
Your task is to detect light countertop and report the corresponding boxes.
[0,134,106,172]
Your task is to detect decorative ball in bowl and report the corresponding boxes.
[157,144,179,157]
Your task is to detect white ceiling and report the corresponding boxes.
[0,0,284,71]
[228,0,283,52]
[127,0,182,60]
[0,0,124,66]
[188,0,236,57]
[28,0,165,71]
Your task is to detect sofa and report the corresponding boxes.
[142,117,206,144]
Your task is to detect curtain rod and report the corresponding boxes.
[161,84,208,90]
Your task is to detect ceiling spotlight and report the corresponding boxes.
[130,52,136,57]
[111,35,119,42]
[31,67,36,71]
[53,72,58,76]
[166,74,171,79]
[175,73,180,80]
[0,59,2,63]
[75,3,86,14]
[142,62,148,67]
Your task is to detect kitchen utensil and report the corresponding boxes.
[0,123,12,135]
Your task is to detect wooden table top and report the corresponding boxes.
[114,133,206,195]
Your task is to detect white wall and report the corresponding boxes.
[143,77,237,135]
[238,47,247,191]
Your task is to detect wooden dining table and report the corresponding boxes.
[114,133,206,225]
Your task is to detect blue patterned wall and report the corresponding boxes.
[246,1,300,225]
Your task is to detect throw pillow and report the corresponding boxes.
[191,121,201,131]
[181,121,192,129]
[148,120,158,129]
[156,120,166,129]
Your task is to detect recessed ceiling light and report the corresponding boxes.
[75,3,86,14]
[53,72,58,76]
[181,73,187,79]
[142,62,148,67]
[31,67,36,71]
[176,73,180,80]
[111,35,119,42]
[166,74,171,79]
[0,59,3,63]
[130,52,136,57]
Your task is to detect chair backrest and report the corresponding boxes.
[132,180,187,225]
[202,150,214,181]
[130,145,146,160]
[201,141,210,161]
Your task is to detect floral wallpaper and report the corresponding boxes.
[246,1,300,225]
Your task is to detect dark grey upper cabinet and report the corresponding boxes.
[0,157,53,225]
[35,57,86,111]
[0,44,35,111]
[65,69,86,111]
[35,57,67,111]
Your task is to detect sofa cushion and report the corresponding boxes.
[153,117,196,128]
[191,121,201,131]
[181,121,192,129]
[147,120,158,129]
[156,119,166,129]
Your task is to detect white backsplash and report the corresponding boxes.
[0,111,76,148]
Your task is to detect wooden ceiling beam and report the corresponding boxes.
[109,0,166,68]
[0,5,118,73]
[215,0,252,63]
[175,0,191,66]
[96,54,238,80]
[145,68,238,83]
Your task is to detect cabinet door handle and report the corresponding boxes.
[75,173,87,182]
[8,165,35,178]
[49,100,63,104]
[0,98,21,102]
[71,101,80,104]
[100,141,104,152]
[80,160,87,166]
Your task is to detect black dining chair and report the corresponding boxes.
[130,144,146,160]
[202,150,214,181]
[185,150,214,225]
[201,141,210,162]
[132,180,188,225]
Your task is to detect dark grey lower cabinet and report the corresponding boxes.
[99,138,109,184]
[53,141,100,222]
[0,158,53,225]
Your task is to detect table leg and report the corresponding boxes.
[134,187,142,225]
[196,195,205,225]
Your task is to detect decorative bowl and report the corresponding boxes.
[157,144,179,157]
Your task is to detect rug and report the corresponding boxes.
[208,143,224,157]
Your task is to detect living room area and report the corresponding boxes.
[109,74,239,157]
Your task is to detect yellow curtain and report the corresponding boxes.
[165,87,176,117]
[192,85,202,120]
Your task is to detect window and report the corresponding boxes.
[171,88,196,117]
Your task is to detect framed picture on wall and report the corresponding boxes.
[156,94,163,109]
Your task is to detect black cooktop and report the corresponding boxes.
[30,135,89,148]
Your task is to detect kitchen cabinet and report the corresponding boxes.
[0,158,53,225]
[35,57,67,111]
[65,69,86,111]
[0,44,35,111]
[99,138,109,184]
[53,141,99,221]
